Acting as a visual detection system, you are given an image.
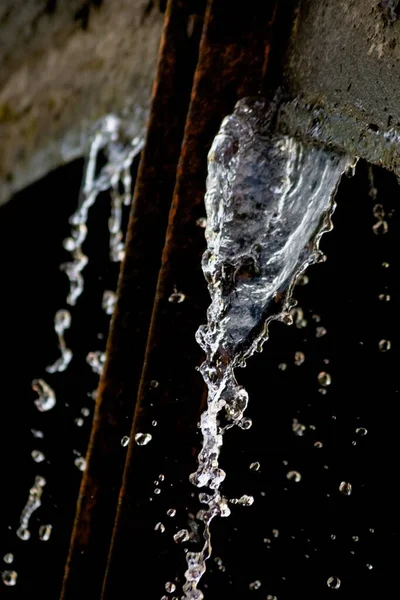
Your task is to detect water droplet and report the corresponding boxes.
[372,219,388,235]
[16,527,30,541]
[75,417,84,427]
[314,441,323,448]
[331,534,336,540]
[352,536,359,542]
[379,293,391,302]
[339,481,352,496]
[135,432,152,446]
[249,462,260,471]
[150,380,159,389]
[196,217,207,228]
[239,418,252,430]
[366,564,373,570]
[165,582,176,593]
[297,274,309,286]
[249,580,262,590]
[318,371,331,386]
[292,419,306,436]
[31,429,44,439]
[316,326,327,338]
[81,407,90,417]
[154,522,165,533]
[382,261,390,268]
[294,351,305,366]
[152,420,158,427]
[167,508,176,517]
[121,436,130,447]
[168,290,186,304]
[39,524,52,541]
[355,427,368,436]
[159,474,165,481]
[238,495,254,506]
[3,553,14,564]
[318,388,327,395]
[102,290,117,315]
[266,596,278,600]
[173,529,190,543]
[378,339,391,352]
[32,379,56,412]
[278,363,287,371]
[286,470,302,482]
[2,570,17,586]
[154,488,161,495]
[74,456,87,472]
[31,450,45,463]
[327,576,341,590]
[272,529,279,538]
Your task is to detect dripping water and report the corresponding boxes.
[182,97,353,599]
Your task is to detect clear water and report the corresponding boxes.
[183,97,353,599]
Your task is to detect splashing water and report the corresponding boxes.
[16,476,46,541]
[46,309,72,373]
[182,97,353,599]
[61,115,143,306]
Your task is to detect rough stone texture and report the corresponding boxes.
[0,0,164,205]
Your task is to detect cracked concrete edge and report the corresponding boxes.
[0,0,164,206]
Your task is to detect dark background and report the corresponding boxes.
[0,158,398,598]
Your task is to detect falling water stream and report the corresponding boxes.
[2,114,143,587]
[182,98,354,599]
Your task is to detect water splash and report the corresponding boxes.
[61,115,143,305]
[16,476,46,541]
[183,97,353,599]
[32,379,56,412]
[46,309,72,373]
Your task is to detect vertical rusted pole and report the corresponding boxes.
[60,2,205,598]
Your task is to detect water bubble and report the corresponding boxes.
[327,576,341,589]
[316,326,327,338]
[174,529,190,543]
[168,290,186,304]
[339,481,352,496]
[318,371,331,386]
[150,380,159,389]
[355,427,368,436]
[378,339,391,352]
[31,450,45,463]
[155,522,165,533]
[154,488,161,495]
[249,580,262,590]
[286,470,302,482]
[74,456,87,472]
[249,462,260,471]
[165,582,176,593]
[121,436,130,447]
[239,418,252,430]
[135,432,152,446]
[167,508,176,517]
[294,351,305,366]
[2,571,17,586]
[159,474,165,481]
[152,420,158,427]
[378,293,391,302]
[3,553,14,564]
[39,524,52,541]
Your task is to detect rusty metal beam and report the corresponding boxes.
[60,2,205,598]
[100,0,278,597]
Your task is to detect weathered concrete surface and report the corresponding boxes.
[281,0,400,172]
[0,0,164,205]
